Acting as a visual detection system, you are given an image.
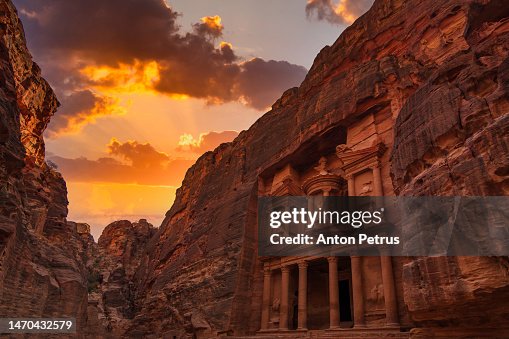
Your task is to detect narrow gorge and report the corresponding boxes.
[0,0,508,338]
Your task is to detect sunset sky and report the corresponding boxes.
[13,0,373,239]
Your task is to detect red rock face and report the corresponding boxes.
[127,0,509,337]
[390,1,509,334]
[82,219,156,337]
[0,0,508,338]
[0,0,89,331]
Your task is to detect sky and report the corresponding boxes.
[13,0,373,239]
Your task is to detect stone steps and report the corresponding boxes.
[229,328,410,339]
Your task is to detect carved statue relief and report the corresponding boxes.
[314,156,330,175]
[368,284,385,310]
[359,181,373,196]
[270,297,281,325]
[271,297,280,312]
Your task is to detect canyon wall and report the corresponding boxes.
[0,0,508,338]
[129,0,509,337]
[85,219,156,337]
[0,0,90,331]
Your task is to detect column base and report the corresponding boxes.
[385,323,400,328]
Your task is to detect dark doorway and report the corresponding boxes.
[292,291,298,330]
[307,259,330,330]
[339,280,352,323]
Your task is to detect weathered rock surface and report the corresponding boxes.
[1,0,508,338]
[0,0,91,331]
[83,219,156,337]
[127,0,509,337]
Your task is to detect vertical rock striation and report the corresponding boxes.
[84,219,156,337]
[0,0,508,337]
[0,0,90,332]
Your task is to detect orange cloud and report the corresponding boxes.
[81,60,161,95]
[220,41,233,50]
[80,60,190,101]
[194,15,224,38]
[48,131,239,186]
[47,90,126,137]
[18,0,307,136]
[306,0,373,25]
[108,138,170,168]
[176,130,239,154]
[48,138,194,186]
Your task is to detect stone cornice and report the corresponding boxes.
[336,142,387,177]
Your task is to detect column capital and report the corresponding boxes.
[263,267,272,276]
[327,256,338,264]
[281,265,291,273]
[298,261,308,269]
[378,245,393,256]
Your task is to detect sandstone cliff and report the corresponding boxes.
[128,0,509,337]
[0,0,90,330]
[85,219,156,337]
[0,0,508,338]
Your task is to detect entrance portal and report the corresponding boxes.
[339,279,353,325]
[307,259,329,330]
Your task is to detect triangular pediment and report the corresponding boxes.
[271,178,304,196]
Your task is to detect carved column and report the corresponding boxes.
[350,256,366,328]
[280,266,290,330]
[347,175,355,196]
[380,256,399,327]
[372,165,383,196]
[261,267,272,330]
[327,257,340,328]
[297,261,308,329]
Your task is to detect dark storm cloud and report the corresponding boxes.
[237,58,308,110]
[108,138,171,169]
[15,0,180,64]
[47,90,119,136]
[14,0,308,135]
[192,15,224,39]
[306,0,373,25]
